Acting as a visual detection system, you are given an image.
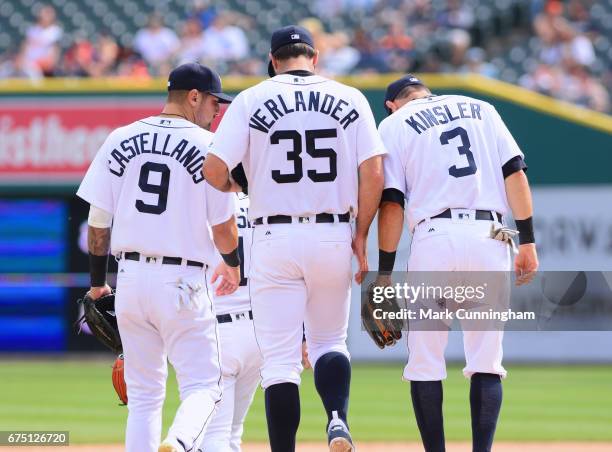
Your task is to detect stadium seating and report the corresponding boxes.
[0,0,537,64]
[0,0,610,110]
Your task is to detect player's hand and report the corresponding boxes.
[87,284,112,300]
[352,233,368,284]
[515,243,538,286]
[211,262,240,296]
[301,341,311,370]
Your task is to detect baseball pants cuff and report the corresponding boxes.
[307,345,350,370]
[403,365,447,381]
[463,366,507,379]
[261,365,302,389]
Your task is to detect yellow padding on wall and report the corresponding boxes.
[0,74,610,133]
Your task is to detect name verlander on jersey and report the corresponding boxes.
[248,90,360,133]
[108,131,205,183]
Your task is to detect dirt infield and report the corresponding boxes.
[2,443,611,451]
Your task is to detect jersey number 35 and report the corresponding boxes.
[270,128,337,184]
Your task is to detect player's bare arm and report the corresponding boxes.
[211,215,239,254]
[377,199,404,281]
[211,215,241,295]
[202,154,243,192]
[353,155,385,284]
[505,170,539,286]
[87,214,112,300]
[88,225,111,255]
[378,203,404,252]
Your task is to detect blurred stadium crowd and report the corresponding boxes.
[0,0,610,113]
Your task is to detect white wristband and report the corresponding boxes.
[88,205,113,228]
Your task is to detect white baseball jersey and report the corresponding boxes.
[208,73,386,219]
[77,116,234,264]
[209,193,252,316]
[379,94,524,230]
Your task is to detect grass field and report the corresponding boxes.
[1,360,611,444]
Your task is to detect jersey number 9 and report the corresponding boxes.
[135,162,170,215]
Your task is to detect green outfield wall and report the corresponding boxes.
[1,73,610,187]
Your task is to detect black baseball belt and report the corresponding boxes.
[253,212,350,226]
[418,209,502,226]
[217,310,253,323]
[122,251,204,268]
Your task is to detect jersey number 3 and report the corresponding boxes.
[270,129,337,183]
[135,162,170,214]
[439,127,477,178]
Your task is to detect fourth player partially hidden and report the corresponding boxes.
[202,193,261,452]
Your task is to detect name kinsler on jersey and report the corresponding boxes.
[248,90,361,133]
[404,101,483,135]
[108,131,205,183]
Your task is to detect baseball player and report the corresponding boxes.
[202,25,386,452]
[377,75,538,452]
[200,192,262,452]
[77,63,241,452]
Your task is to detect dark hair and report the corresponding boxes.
[167,89,209,103]
[272,43,316,61]
[167,89,189,103]
[394,84,430,101]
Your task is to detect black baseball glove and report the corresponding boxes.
[361,280,404,349]
[76,293,122,354]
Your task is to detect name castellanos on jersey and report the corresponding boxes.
[108,131,206,183]
[405,101,483,134]
[248,90,360,133]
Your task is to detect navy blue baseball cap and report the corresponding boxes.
[167,63,233,103]
[268,25,315,77]
[384,74,425,113]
